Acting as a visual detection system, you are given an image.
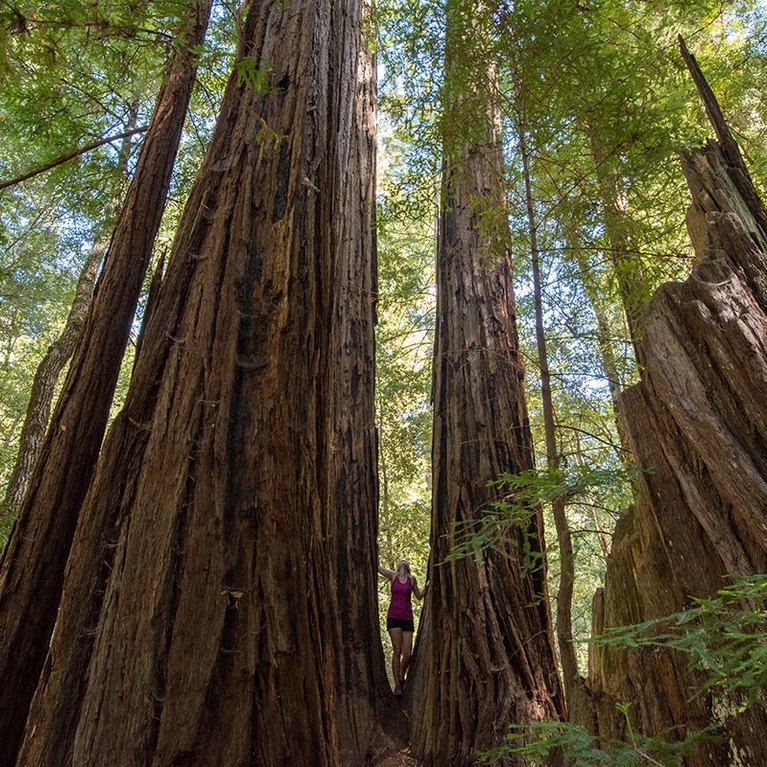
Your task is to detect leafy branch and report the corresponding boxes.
[443,464,634,570]
[0,127,148,191]
[234,56,274,93]
[592,574,767,711]
[478,711,715,767]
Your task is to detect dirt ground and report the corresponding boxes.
[374,750,421,767]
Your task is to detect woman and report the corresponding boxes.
[378,559,429,695]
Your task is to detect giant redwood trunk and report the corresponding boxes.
[409,3,563,764]
[16,2,390,765]
[582,43,767,764]
[0,4,213,764]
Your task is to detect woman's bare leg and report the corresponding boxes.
[389,627,403,688]
[400,630,414,683]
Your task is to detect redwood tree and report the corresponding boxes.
[409,2,563,764]
[0,4,214,764]
[17,1,392,765]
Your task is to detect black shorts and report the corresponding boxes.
[387,617,415,632]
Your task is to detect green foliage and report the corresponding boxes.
[375,144,434,577]
[376,0,443,220]
[375,113,435,661]
[479,713,714,767]
[443,465,633,573]
[593,574,767,711]
[233,56,273,93]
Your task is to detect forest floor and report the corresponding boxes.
[375,750,420,766]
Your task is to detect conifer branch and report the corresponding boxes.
[0,126,148,191]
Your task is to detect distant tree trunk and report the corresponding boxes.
[589,129,649,370]
[17,2,391,765]
[0,4,213,764]
[1,111,138,520]
[0,241,102,515]
[582,42,767,763]
[571,241,632,463]
[409,3,563,764]
[516,106,579,719]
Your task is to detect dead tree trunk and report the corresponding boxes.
[0,6,213,764]
[17,2,389,765]
[582,41,767,764]
[409,3,563,764]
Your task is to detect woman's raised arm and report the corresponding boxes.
[378,564,395,580]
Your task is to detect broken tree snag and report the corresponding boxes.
[582,135,767,763]
[578,50,767,764]
[680,35,767,246]
[682,142,767,269]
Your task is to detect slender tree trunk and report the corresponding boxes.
[0,242,102,516]
[516,109,578,717]
[570,242,633,464]
[589,130,649,370]
[409,3,563,764]
[1,112,138,520]
[18,2,390,765]
[0,4,213,764]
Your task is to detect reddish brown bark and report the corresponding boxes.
[410,151,563,766]
[0,5,213,764]
[17,2,391,765]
